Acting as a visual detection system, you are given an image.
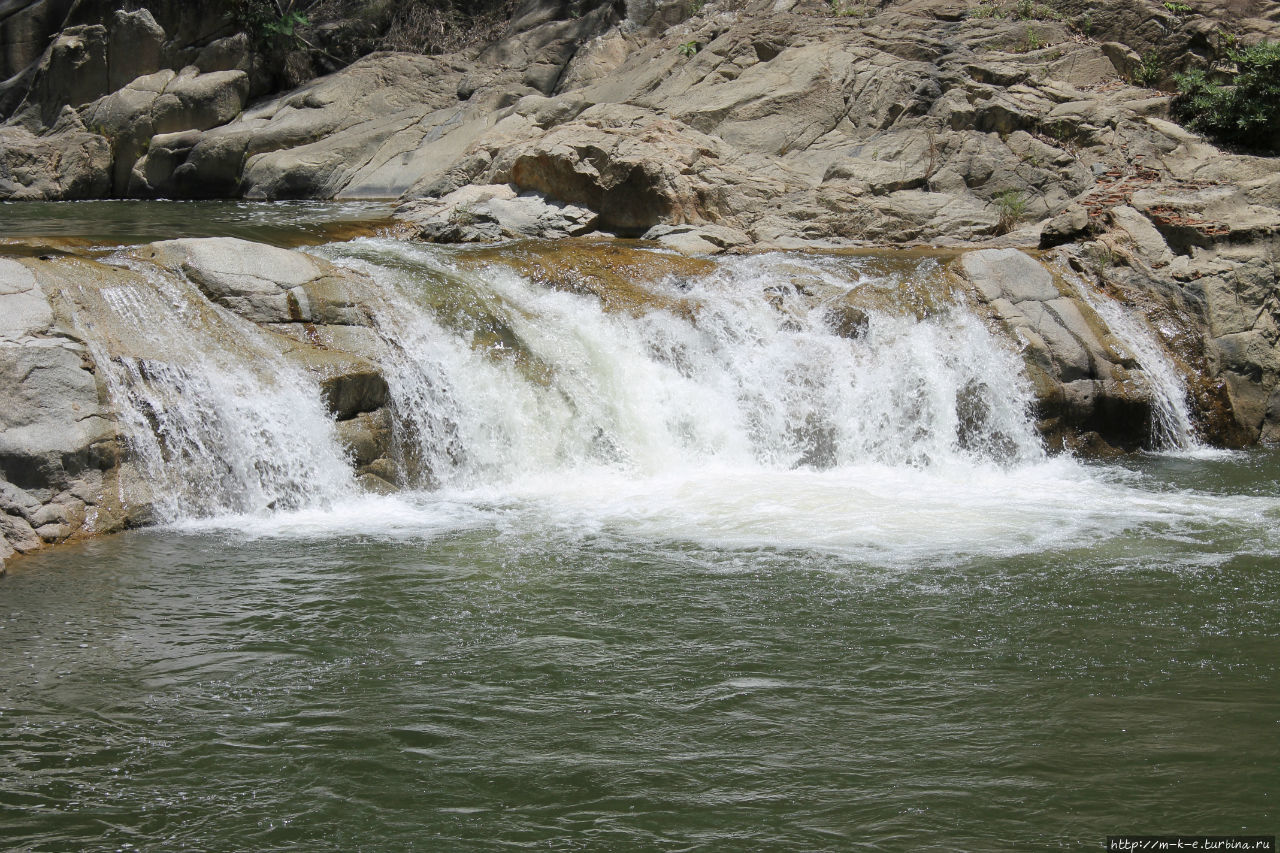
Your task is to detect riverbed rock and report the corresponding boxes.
[138,237,377,326]
[402,184,600,242]
[0,255,131,565]
[957,247,1153,452]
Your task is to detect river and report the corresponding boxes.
[0,202,1276,851]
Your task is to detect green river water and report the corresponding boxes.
[0,203,1276,851]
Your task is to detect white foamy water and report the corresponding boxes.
[67,260,355,520]
[61,239,1279,561]
[168,457,1280,567]
[325,242,1043,484]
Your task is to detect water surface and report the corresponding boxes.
[1,451,1277,851]
[0,200,394,248]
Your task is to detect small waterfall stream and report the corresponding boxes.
[1068,272,1199,451]
[328,243,1044,491]
[67,260,356,520]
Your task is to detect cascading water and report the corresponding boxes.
[1067,271,1200,451]
[322,242,1045,489]
[66,260,356,520]
[60,237,1147,559]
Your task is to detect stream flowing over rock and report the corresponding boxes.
[0,235,1258,566]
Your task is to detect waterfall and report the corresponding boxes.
[1067,273,1199,451]
[323,242,1045,487]
[59,240,1053,524]
[67,260,356,521]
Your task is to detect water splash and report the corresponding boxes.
[321,242,1045,488]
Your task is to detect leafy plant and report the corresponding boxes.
[264,10,309,39]
[688,0,704,14]
[226,0,313,49]
[678,40,701,57]
[829,0,872,17]
[1172,37,1280,152]
[1133,51,1163,87]
[1023,26,1042,51]
[993,190,1029,233]
[1163,1,1192,14]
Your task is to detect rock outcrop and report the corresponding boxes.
[956,247,1152,453]
[0,238,407,567]
[3,0,1276,243]
[0,235,1231,567]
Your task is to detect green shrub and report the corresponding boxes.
[993,190,1029,233]
[678,40,701,57]
[1133,51,1163,87]
[1173,38,1280,152]
[226,0,312,49]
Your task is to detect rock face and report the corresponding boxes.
[1,0,1275,241]
[0,255,124,567]
[135,238,398,477]
[957,248,1152,452]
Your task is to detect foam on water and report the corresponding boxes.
[69,259,355,520]
[107,239,1265,562]
[67,238,1279,560]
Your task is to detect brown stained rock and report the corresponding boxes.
[457,239,715,317]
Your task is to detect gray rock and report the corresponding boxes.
[107,9,165,92]
[403,184,600,242]
[137,237,374,325]
[960,249,1060,303]
[0,258,54,341]
[641,223,750,254]
[1039,205,1092,249]
[957,248,1154,452]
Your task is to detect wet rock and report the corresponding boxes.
[336,409,394,469]
[642,224,750,254]
[957,247,1153,452]
[825,301,870,340]
[0,255,122,560]
[138,238,376,326]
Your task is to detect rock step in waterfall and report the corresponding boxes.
[0,236,1219,565]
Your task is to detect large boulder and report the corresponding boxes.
[137,237,376,326]
[401,183,600,242]
[0,256,125,564]
[957,247,1153,453]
